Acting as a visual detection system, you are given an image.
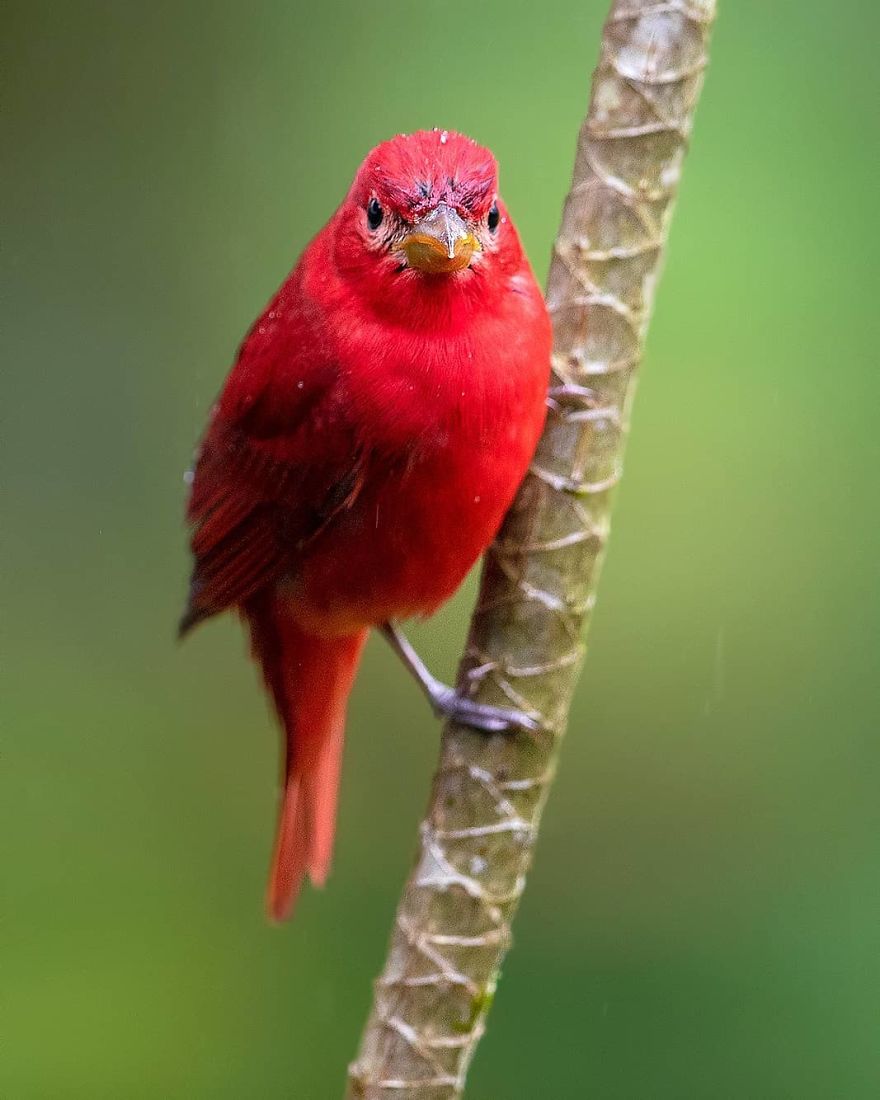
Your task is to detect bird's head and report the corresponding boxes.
[333,130,524,308]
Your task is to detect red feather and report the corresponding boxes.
[247,592,367,921]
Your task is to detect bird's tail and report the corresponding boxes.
[246,594,367,922]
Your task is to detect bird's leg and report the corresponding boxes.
[379,622,537,734]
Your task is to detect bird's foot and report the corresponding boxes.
[379,621,538,735]
[426,679,538,734]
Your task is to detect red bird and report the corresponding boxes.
[180,129,551,921]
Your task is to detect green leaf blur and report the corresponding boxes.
[4,2,878,1097]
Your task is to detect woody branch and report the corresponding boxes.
[346,2,718,1096]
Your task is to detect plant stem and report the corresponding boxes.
[346,3,717,1096]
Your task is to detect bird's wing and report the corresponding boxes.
[179,295,365,634]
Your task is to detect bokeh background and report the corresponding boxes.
[4,2,879,1097]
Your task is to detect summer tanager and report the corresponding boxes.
[180,129,551,920]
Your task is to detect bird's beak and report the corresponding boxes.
[395,203,481,274]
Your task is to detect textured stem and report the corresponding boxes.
[346,3,717,1096]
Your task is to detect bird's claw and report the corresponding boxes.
[429,684,538,735]
[378,622,539,735]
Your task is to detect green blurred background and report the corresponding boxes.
[4,2,878,1096]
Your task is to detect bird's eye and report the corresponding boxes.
[487,203,500,232]
[366,198,384,230]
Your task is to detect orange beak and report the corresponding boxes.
[395,203,481,274]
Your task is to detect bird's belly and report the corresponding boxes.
[289,442,524,636]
